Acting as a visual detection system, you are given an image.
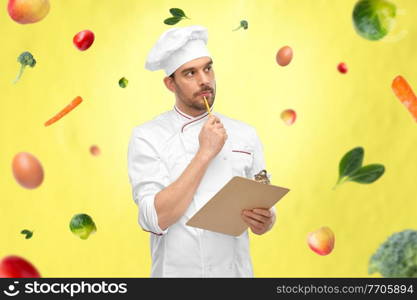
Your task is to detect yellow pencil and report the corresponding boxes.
[203,96,211,115]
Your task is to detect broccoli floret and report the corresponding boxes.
[13,51,36,84]
[369,230,417,277]
[233,20,248,31]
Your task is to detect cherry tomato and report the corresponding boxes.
[73,30,95,51]
[337,62,348,74]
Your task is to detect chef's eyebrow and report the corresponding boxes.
[180,60,213,75]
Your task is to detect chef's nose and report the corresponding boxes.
[197,70,210,86]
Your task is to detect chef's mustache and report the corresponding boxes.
[194,87,213,97]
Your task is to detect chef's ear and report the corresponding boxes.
[163,74,177,93]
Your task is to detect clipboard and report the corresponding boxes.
[186,176,290,236]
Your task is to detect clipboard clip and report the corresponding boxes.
[254,169,271,185]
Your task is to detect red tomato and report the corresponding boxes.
[0,256,41,278]
[337,62,348,74]
[73,30,95,51]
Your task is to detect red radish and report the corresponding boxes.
[0,255,41,278]
[307,226,335,256]
[73,30,95,51]
[338,62,348,74]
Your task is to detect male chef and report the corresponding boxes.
[127,25,276,277]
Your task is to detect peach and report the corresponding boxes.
[307,226,335,256]
[280,109,296,125]
[7,0,50,24]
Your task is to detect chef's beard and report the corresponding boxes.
[190,90,216,111]
[177,83,216,113]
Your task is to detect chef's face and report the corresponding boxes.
[164,56,216,113]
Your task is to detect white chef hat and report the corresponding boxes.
[145,25,211,76]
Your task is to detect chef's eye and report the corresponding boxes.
[185,71,194,77]
[205,65,212,72]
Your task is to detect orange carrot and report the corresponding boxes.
[392,76,417,122]
[44,96,83,127]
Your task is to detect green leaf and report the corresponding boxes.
[349,164,385,184]
[170,8,186,18]
[339,147,364,178]
[164,17,181,25]
[21,229,33,239]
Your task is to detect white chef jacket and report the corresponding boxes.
[127,104,273,277]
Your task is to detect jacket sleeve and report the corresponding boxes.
[248,127,276,215]
[127,127,170,235]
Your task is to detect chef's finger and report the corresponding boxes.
[242,215,264,230]
[218,128,226,134]
[243,210,269,224]
[207,115,218,125]
[252,208,272,218]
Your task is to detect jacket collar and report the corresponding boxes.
[173,104,215,133]
[173,103,214,122]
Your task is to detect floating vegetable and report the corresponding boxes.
[73,30,95,51]
[12,152,44,189]
[337,62,348,74]
[369,229,417,277]
[164,8,190,25]
[90,145,100,156]
[334,147,385,189]
[392,75,417,122]
[232,20,248,31]
[0,255,40,278]
[281,109,296,125]
[276,46,293,67]
[20,229,33,239]
[119,77,128,88]
[352,0,396,41]
[307,227,335,256]
[13,51,36,84]
[8,0,50,24]
[44,96,83,126]
[70,214,97,240]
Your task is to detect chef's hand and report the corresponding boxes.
[198,114,227,160]
[241,208,275,235]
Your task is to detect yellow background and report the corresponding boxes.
[1,0,416,277]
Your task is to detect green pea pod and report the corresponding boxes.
[349,164,385,184]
